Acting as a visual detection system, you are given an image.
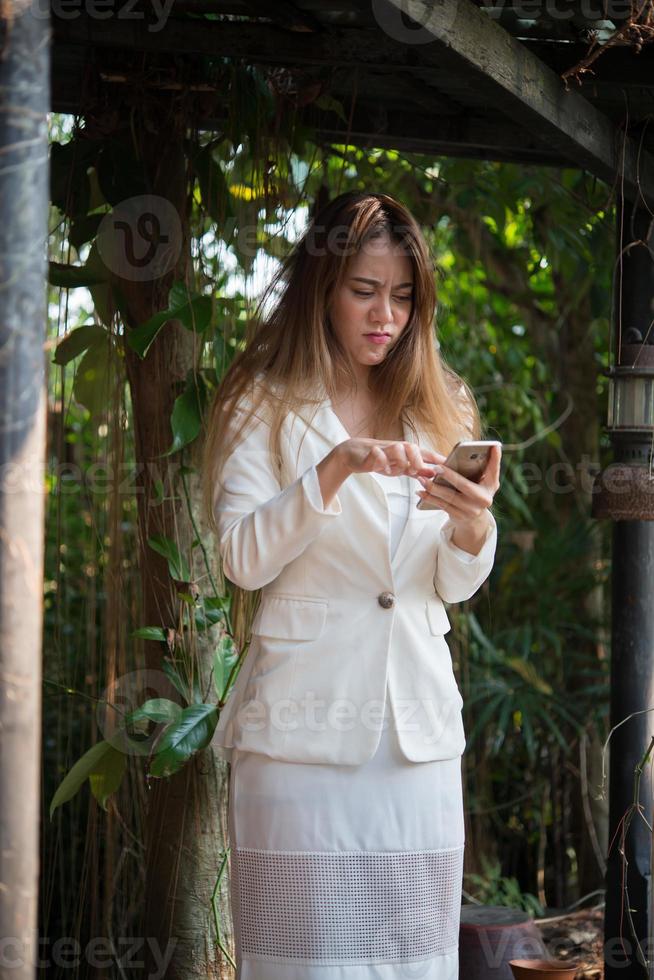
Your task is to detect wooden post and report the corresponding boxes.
[0,3,50,977]
[593,201,654,979]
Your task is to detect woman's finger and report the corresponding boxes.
[416,491,470,522]
[479,444,502,491]
[364,445,388,472]
[424,465,493,508]
[420,449,447,465]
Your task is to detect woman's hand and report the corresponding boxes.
[415,443,502,530]
[316,438,443,509]
[333,438,444,479]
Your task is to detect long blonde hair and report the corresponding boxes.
[201,191,482,535]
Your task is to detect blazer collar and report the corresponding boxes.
[291,390,436,507]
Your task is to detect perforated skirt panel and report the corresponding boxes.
[227,690,465,979]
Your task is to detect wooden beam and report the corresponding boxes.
[49,47,571,166]
[374,0,654,205]
[310,108,571,164]
[51,8,654,198]
[235,0,324,31]
[50,16,433,70]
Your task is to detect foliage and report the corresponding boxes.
[465,856,545,917]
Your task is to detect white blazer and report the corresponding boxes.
[211,380,497,766]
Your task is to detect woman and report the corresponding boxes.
[202,191,501,979]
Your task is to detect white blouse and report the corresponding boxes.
[384,473,413,559]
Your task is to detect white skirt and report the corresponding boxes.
[227,687,465,979]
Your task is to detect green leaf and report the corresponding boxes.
[162,659,190,704]
[87,240,115,328]
[177,295,212,334]
[88,747,126,812]
[214,635,240,699]
[168,386,202,454]
[314,94,348,124]
[50,741,121,819]
[162,374,208,456]
[53,325,108,366]
[131,626,167,642]
[213,647,225,698]
[149,704,218,778]
[127,698,183,726]
[49,261,107,288]
[147,534,191,582]
[195,595,229,630]
[126,282,212,359]
[72,336,113,417]
[125,309,169,359]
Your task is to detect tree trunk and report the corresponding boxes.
[0,6,49,978]
[115,124,232,977]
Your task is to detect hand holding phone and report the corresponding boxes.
[416,440,502,510]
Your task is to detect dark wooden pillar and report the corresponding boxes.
[0,6,50,978]
[593,201,654,979]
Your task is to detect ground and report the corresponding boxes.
[534,905,604,979]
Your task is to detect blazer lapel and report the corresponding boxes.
[292,395,438,560]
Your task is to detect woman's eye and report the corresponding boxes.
[354,290,412,301]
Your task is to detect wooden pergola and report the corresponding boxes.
[52,3,654,201]
[2,3,654,977]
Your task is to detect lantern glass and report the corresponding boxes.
[608,375,654,430]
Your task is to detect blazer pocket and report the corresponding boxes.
[425,596,452,636]
[252,594,329,640]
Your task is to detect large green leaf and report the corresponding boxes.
[72,336,113,418]
[127,698,183,727]
[162,658,190,704]
[126,281,212,359]
[131,626,167,642]
[149,704,218,778]
[50,740,122,819]
[163,373,208,456]
[168,386,202,453]
[215,635,241,701]
[88,747,127,812]
[53,325,108,366]
[195,595,230,630]
[147,534,191,582]
[49,261,107,289]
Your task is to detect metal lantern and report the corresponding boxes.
[592,341,654,520]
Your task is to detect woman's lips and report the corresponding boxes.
[364,333,391,344]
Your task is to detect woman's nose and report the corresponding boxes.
[371,294,393,323]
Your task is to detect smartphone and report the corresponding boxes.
[416,440,501,510]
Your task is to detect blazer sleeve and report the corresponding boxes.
[433,509,498,604]
[212,403,343,591]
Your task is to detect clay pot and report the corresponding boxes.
[509,959,579,980]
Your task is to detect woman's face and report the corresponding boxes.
[327,236,414,386]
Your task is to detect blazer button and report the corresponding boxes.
[377,591,395,609]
